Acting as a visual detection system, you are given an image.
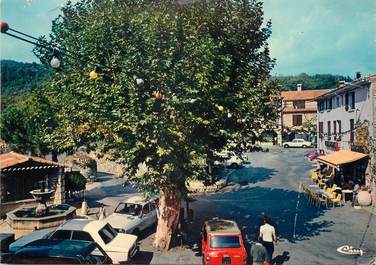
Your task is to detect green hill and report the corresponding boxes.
[1,60,51,96]
[271,73,352,91]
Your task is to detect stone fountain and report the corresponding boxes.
[29,181,55,216]
[6,181,76,233]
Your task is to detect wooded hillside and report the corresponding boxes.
[1,60,51,96]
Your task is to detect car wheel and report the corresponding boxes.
[230,163,239,168]
[284,144,289,148]
[302,145,307,148]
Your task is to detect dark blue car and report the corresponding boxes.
[8,239,112,264]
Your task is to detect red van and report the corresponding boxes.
[201,219,247,265]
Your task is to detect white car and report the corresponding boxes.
[106,195,158,236]
[213,150,245,168]
[283,139,313,148]
[47,219,138,264]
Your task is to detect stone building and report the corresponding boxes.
[0,152,66,217]
[278,85,329,143]
[315,74,375,153]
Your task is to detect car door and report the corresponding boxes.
[149,200,158,226]
[139,203,152,230]
[291,139,299,147]
[49,229,73,240]
[71,231,94,242]
[201,227,208,262]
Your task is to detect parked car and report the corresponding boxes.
[47,219,138,264]
[201,219,247,265]
[213,151,246,168]
[7,239,112,264]
[9,228,54,253]
[283,139,313,148]
[106,195,159,236]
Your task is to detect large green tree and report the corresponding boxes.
[35,0,279,249]
[0,86,57,157]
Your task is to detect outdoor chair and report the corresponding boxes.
[331,194,343,207]
[310,171,318,183]
[317,193,328,208]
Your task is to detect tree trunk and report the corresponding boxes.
[153,190,181,251]
[51,150,58,162]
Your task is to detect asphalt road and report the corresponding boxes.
[85,146,376,265]
[190,147,376,265]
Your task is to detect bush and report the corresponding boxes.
[65,171,86,193]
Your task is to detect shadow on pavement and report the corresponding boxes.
[190,186,333,244]
[131,250,154,264]
[272,251,290,264]
[95,172,114,182]
[227,166,277,185]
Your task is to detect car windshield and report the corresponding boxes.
[210,236,240,248]
[114,202,143,216]
[98,224,118,244]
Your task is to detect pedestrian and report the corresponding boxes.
[259,216,277,262]
[250,237,269,265]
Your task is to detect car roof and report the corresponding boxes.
[14,239,94,258]
[58,219,110,232]
[58,219,92,230]
[205,219,241,235]
[121,194,157,205]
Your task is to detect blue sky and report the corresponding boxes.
[1,0,375,76]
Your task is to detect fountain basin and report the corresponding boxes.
[29,189,55,202]
[6,204,76,231]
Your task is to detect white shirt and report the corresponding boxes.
[259,223,275,242]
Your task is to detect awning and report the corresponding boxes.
[317,150,368,169]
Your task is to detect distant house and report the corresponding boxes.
[315,74,376,153]
[0,152,66,217]
[279,84,330,142]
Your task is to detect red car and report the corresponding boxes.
[201,219,247,265]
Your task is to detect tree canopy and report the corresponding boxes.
[31,0,278,249]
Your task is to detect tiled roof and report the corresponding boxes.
[281,89,331,101]
[0,151,66,170]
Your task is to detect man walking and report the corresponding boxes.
[259,216,276,262]
[250,238,269,265]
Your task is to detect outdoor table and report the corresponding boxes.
[334,187,342,194]
[342,189,354,202]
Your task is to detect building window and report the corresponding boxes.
[319,122,323,139]
[325,98,332,110]
[333,121,337,135]
[292,115,302,126]
[327,121,331,140]
[350,119,354,142]
[293,100,305,109]
[345,92,355,111]
[337,120,342,141]
[318,101,325,112]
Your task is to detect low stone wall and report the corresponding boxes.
[0,199,36,218]
[6,206,76,231]
[88,152,124,177]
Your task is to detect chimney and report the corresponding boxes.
[356,72,361,79]
[297,84,303,91]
